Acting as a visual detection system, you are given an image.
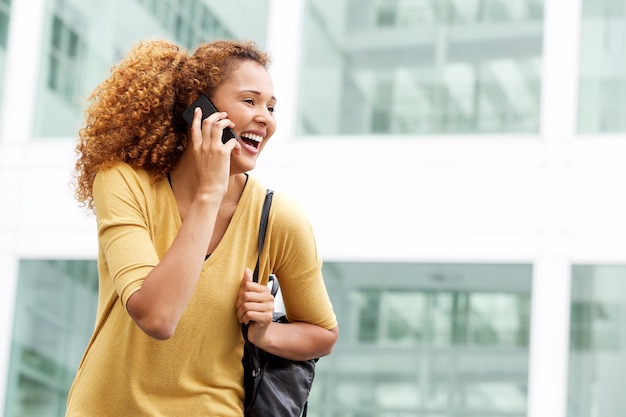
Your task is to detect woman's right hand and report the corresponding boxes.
[189,107,240,199]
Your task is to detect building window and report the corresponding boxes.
[47,12,85,106]
[3,260,98,417]
[355,289,530,347]
[0,0,10,49]
[568,265,626,417]
[577,1,626,133]
[297,0,544,136]
[134,0,234,49]
[311,262,532,416]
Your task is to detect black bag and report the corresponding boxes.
[242,189,318,417]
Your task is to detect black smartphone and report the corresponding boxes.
[182,95,237,144]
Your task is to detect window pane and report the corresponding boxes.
[578,0,626,133]
[297,0,544,136]
[47,54,59,91]
[50,15,62,50]
[67,30,79,58]
[4,260,98,417]
[568,265,626,417]
[0,10,9,48]
[310,262,532,416]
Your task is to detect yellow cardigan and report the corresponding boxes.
[66,162,336,416]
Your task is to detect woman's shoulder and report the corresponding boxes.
[245,177,305,219]
[271,191,303,216]
[92,163,159,207]
[94,162,152,186]
[268,191,312,235]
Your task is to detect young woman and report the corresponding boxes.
[67,39,338,416]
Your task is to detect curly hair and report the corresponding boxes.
[73,39,270,211]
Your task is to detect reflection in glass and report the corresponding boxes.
[4,260,98,417]
[578,1,626,133]
[310,262,532,417]
[568,265,626,417]
[297,0,544,136]
[356,290,529,347]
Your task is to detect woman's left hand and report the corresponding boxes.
[236,268,275,343]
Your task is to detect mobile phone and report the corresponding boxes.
[182,95,237,143]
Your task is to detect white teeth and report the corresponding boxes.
[240,133,262,143]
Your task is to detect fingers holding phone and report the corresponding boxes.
[184,101,238,195]
[207,115,237,152]
[183,95,238,144]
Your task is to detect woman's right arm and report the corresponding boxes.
[126,108,238,339]
[125,191,222,339]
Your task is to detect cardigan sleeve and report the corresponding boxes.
[93,164,160,307]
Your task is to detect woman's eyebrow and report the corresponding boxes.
[241,89,277,103]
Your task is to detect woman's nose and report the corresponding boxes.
[254,107,273,125]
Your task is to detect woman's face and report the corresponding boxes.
[211,60,277,173]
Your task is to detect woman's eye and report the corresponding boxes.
[244,99,254,105]
[268,106,275,113]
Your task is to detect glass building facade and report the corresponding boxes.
[568,265,626,417]
[4,260,97,417]
[297,0,543,135]
[578,0,626,133]
[313,262,532,416]
[1,0,626,416]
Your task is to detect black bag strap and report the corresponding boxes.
[243,189,274,341]
[253,189,274,284]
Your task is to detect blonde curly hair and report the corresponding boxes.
[73,39,270,211]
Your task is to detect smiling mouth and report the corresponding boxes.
[240,132,262,149]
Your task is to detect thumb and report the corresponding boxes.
[243,268,253,283]
[239,268,253,290]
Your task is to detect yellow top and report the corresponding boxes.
[66,162,337,417]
